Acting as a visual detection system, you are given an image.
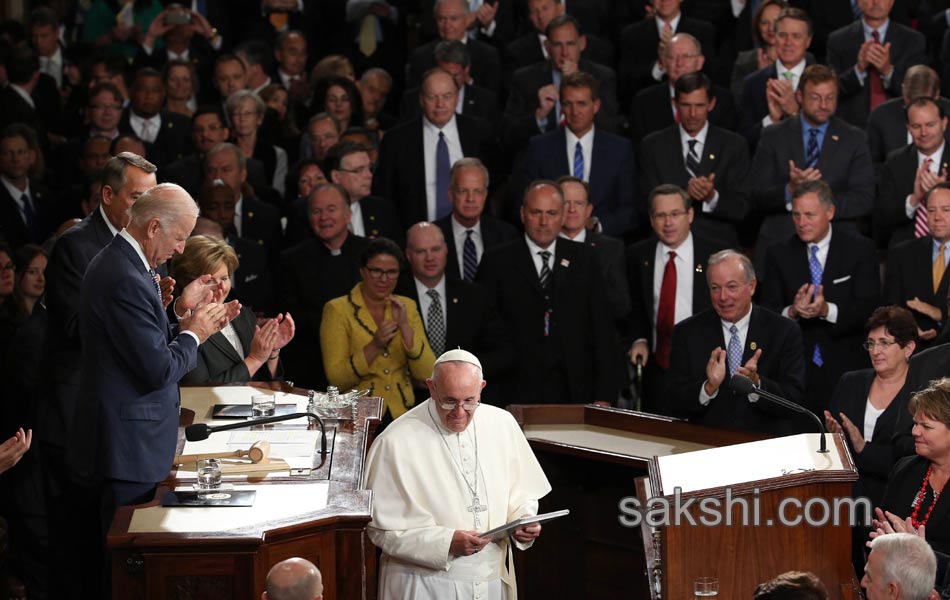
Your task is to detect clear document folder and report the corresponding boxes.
[478,509,570,541]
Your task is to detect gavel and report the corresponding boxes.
[173,440,271,466]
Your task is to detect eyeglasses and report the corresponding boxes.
[667,53,699,64]
[863,339,899,350]
[433,383,480,412]
[337,164,375,175]
[364,267,399,280]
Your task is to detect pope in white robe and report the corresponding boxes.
[364,349,552,599]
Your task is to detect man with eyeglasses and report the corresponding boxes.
[668,249,806,435]
[640,71,749,247]
[326,141,402,244]
[631,34,737,144]
[761,180,880,415]
[886,182,950,348]
[826,0,927,128]
[364,349,550,600]
[627,184,728,414]
[280,182,368,389]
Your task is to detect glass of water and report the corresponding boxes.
[251,393,276,417]
[694,577,718,598]
[196,458,222,494]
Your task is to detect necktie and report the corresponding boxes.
[869,31,887,110]
[727,324,742,376]
[147,268,163,304]
[655,251,677,370]
[358,14,377,57]
[426,289,446,356]
[538,250,552,291]
[463,229,478,282]
[916,159,932,238]
[20,193,38,242]
[852,0,862,19]
[783,70,795,85]
[805,128,820,169]
[935,244,947,294]
[809,245,824,367]
[573,141,585,180]
[140,119,153,143]
[686,139,700,177]
[436,131,451,219]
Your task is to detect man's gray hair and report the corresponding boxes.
[101,152,157,192]
[450,157,489,188]
[205,142,246,170]
[129,183,199,227]
[665,32,701,58]
[869,534,937,600]
[790,180,834,209]
[707,249,756,284]
[434,0,470,13]
[308,112,342,134]
[435,40,471,68]
[361,67,392,87]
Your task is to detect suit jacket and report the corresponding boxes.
[639,123,750,241]
[356,195,404,245]
[398,84,499,125]
[279,234,368,389]
[626,233,728,345]
[738,59,816,149]
[0,179,57,250]
[808,0,913,63]
[161,153,271,199]
[36,208,114,447]
[630,82,738,144]
[504,31,616,78]
[884,236,950,334]
[476,238,621,404]
[882,455,950,555]
[668,305,806,435]
[503,59,619,152]
[118,109,193,169]
[761,228,880,379]
[180,307,281,384]
[516,127,637,237]
[70,234,198,483]
[239,193,283,257]
[407,38,502,92]
[0,75,62,145]
[750,115,875,221]
[618,15,716,104]
[434,213,518,281]
[867,97,950,167]
[877,144,950,247]
[829,368,914,505]
[826,20,928,128]
[229,235,276,316]
[582,231,630,323]
[398,276,515,402]
[371,115,494,228]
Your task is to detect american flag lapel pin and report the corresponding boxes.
[560,258,570,268]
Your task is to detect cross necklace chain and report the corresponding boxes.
[428,403,488,528]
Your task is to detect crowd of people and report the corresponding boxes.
[5,0,950,596]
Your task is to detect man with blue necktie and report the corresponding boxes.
[761,180,880,415]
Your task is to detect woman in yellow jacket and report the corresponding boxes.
[321,238,436,422]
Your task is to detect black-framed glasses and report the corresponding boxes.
[364,267,399,280]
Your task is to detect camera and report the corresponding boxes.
[165,12,192,26]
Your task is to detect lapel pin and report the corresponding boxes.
[709,154,715,160]
[643,260,650,267]
[560,258,570,268]
[452,297,458,304]
[248,211,254,218]
[750,342,757,351]
[372,229,379,235]
[831,135,839,142]
[695,264,703,272]
[168,122,173,128]
[370,215,376,221]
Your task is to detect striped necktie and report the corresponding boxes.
[686,139,700,177]
[462,229,478,281]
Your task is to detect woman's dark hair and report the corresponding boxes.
[360,237,404,270]
[311,76,364,129]
[12,243,47,317]
[865,305,918,347]
[752,0,789,46]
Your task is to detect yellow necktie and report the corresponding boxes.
[935,244,947,293]
[358,14,377,57]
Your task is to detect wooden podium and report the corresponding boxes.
[108,384,381,600]
[641,433,862,599]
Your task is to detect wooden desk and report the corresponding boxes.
[506,405,765,599]
[108,384,381,600]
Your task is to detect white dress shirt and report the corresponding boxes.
[350,200,365,237]
[415,276,448,333]
[99,204,120,236]
[451,216,484,275]
[129,111,162,143]
[10,84,34,109]
[651,12,682,81]
[525,235,557,277]
[233,195,244,238]
[762,58,807,127]
[651,234,695,349]
[565,126,594,182]
[39,47,63,88]
[422,115,464,221]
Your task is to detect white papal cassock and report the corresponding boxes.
[364,399,552,600]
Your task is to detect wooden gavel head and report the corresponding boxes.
[247,440,270,463]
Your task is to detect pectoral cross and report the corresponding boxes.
[468,496,487,527]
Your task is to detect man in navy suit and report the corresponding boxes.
[70,184,234,589]
[372,68,493,228]
[826,0,927,128]
[325,141,403,245]
[514,71,636,237]
[668,249,806,435]
[434,157,517,282]
[0,124,57,250]
[477,181,620,405]
[399,222,514,403]
[739,7,814,149]
[750,64,875,274]
[761,180,880,413]
[36,152,157,599]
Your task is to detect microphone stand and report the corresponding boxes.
[185,412,328,458]
[728,375,830,454]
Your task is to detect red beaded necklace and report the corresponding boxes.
[911,464,945,529]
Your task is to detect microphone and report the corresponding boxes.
[728,374,829,454]
[185,412,328,458]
